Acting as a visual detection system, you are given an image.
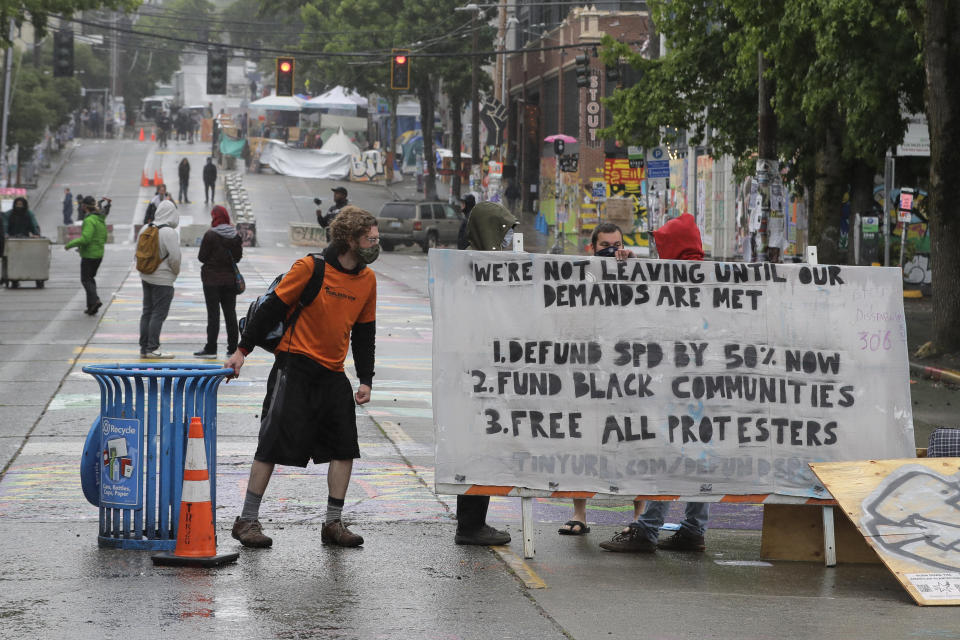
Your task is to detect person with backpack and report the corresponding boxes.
[65,195,110,315]
[193,205,242,359]
[135,200,181,359]
[224,206,380,549]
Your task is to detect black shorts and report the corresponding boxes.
[255,353,360,467]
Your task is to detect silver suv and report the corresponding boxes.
[376,201,464,252]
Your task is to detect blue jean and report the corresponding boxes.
[139,282,174,353]
[630,501,709,542]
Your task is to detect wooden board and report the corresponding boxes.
[761,504,879,563]
[810,458,960,606]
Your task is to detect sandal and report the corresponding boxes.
[558,520,591,536]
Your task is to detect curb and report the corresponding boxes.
[909,361,960,385]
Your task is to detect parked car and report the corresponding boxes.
[376,200,464,252]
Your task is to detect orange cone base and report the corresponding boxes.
[151,551,239,567]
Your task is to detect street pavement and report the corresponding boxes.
[0,137,958,638]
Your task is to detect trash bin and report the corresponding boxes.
[81,363,232,550]
[2,237,51,288]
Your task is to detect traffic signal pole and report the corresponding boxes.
[1,19,14,187]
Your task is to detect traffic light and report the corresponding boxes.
[390,49,410,91]
[575,54,590,88]
[53,30,74,78]
[275,57,295,96]
[207,48,228,95]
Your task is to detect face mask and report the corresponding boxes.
[356,244,380,265]
[501,228,515,249]
[595,246,618,258]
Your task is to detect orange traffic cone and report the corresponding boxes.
[141,170,149,187]
[152,417,238,567]
[154,171,162,187]
[150,128,156,142]
[139,127,145,142]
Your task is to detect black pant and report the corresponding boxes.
[80,257,102,309]
[178,181,189,203]
[202,284,239,353]
[204,181,215,202]
[456,495,490,533]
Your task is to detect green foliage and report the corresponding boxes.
[600,0,923,187]
[0,0,140,48]
[6,49,81,156]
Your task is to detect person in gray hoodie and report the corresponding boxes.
[137,200,181,359]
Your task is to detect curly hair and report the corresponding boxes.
[329,205,377,250]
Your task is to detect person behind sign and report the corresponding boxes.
[600,213,711,553]
[225,206,380,549]
[453,201,516,546]
[558,222,644,536]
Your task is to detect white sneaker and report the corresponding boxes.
[141,351,175,359]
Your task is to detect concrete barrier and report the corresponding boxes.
[289,222,327,247]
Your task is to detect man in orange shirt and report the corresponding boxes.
[225,206,380,548]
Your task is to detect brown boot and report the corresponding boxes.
[231,517,273,548]
[321,520,364,547]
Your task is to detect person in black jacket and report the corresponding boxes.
[177,158,191,204]
[456,193,476,250]
[194,205,243,358]
[203,157,218,203]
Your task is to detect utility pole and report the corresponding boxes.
[471,8,480,164]
[756,50,778,262]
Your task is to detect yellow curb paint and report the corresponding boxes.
[903,290,923,298]
[378,420,415,443]
[491,545,547,589]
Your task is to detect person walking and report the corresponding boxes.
[225,206,380,549]
[177,158,191,204]
[202,157,218,203]
[62,188,74,225]
[136,200,181,359]
[599,213,710,554]
[452,201,516,546]
[65,196,110,315]
[194,205,242,359]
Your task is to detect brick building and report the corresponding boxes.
[504,3,653,247]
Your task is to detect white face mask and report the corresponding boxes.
[501,228,515,249]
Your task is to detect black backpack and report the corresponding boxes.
[238,254,326,353]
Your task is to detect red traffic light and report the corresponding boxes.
[394,55,407,65]
[279,60,292,73]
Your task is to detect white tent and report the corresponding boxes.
[323,126,361,155]
[303,86,368,111]
[249,94,306,111]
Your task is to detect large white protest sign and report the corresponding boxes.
[429,249,915,500]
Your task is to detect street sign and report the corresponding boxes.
[591,181,606,200]
[646,146,670,179]
[899,189,914,222]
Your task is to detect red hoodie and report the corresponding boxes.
[651,214,704,261]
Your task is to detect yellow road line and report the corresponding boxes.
[491,545,547,589]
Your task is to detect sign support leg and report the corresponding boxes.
[521,496,535,558]
[822,505,837,567]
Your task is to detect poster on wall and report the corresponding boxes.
[430,250,915,499]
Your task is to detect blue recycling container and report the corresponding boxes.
[81,363,231,550]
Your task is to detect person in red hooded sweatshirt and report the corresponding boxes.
[600,213,709,553]
[194,205,243,358]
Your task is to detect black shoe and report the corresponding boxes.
[193,349,217,359]
[599,527,658,553]
[454,524,511,546]
[657,531,706,552]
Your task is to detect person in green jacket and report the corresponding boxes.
[65,196,110,315]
